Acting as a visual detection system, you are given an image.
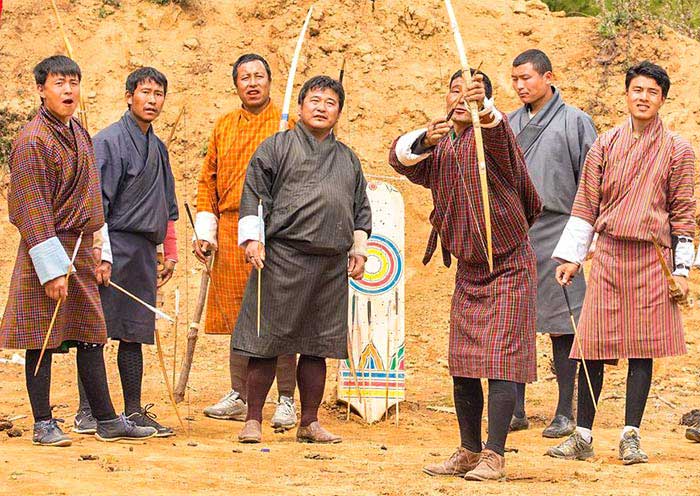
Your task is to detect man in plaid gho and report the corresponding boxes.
[389,69,542,481]
[0,56,156,446]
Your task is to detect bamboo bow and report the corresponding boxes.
[279,6,313,132]
[443,0,493,271]
[51,0,89,131]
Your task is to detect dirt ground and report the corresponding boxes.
[1,0,700,494]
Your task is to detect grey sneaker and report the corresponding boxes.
[203,390,247,421]
[271,395,297,430]
[546,431,594,460]
[95,414,157,442]
[542,414,576,438]
[619,430,648,465]
[33,418,72,447]
[73,409,97,434]
[126,404,174,438]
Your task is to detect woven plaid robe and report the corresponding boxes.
[0,106,106,350]
[569,115,695,360]
[196,101,292,335]
[390,116,542,382]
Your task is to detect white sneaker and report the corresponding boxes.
[271,395,297,430]
[203,390,247,421]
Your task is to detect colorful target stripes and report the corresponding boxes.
[350,234,403,295]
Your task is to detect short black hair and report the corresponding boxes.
[625,61,671,98]
[512,49,553,75]
[126,67,168,95]
[449,69,493,99]
[33,55,81,85]
[232,54,272,85]
[298,75,345,111]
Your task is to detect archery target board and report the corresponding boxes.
[339,181,406,424]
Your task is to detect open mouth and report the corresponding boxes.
[62,99,74,105]
[247,90,260,97]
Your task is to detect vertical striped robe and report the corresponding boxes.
[196,101,291,335]
[562,115,695,360]
[390,116,542,383]
[0,106,106,350]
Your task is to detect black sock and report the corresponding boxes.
[576,360,605,430]
[25,349,53,422]
[297,355,325,427]
[245,357,277,422]
[453,377,483,453]
[513,382,526,418]
[117,340,143,415]
[625,358,653,427]
[77,373,91,412]
[485,379,516,456]
[76,343,117,421]
[552,334,577,419]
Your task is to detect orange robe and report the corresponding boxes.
[196,101,291,334]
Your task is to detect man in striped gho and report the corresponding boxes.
[389,70,542,481]
[547,61,696,465]
[194,54,298,429]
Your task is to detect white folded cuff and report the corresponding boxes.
[395,128,431,166]
[98,223,113,264]
[193,211,218,248]
[29,236,71,285]
[478,97,503,129]
[674,236,694,276]
[349,230,369,259]
[238,215,265,247]
[552,216,595,265]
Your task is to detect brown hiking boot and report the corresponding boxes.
[238,420,262,443]
[423,447,480,477]
[464,449,506,481]
[296,421,342,444]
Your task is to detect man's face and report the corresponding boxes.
[298,87,341,134]
[38,72,80,124]
[626,75,665,122]
[446,76,471,126]
[235,60,271,110]
[511,62,552,105]
[127,79,165,125]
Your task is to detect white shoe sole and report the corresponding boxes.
[95,432,157,442]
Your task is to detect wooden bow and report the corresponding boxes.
[279,6,313,132]
[51,0,89,131]
[443,0,493,271]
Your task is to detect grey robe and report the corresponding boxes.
[508,88,596,334]
[93,111,179,344]
[233,122,372,358]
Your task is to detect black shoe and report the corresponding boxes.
[95,414,157,442]
[542,414,576,438]
[509,414,529,432]
[126,403,175,438]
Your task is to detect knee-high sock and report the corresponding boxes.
[230,348,249,402]
[117,340,143,415]
[485,379,516,456]
[513,382,526,418]
[552,334,577,419]
[245,357,277,422]
[25,349,53,422]
[276,354,297,399]
[77,373,91,412]
[76,343,117,421]
[625,358,653,428]
[297,355,325,427]
[453,377,483,453]
[576,359,605,430]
